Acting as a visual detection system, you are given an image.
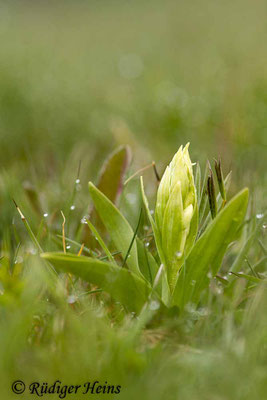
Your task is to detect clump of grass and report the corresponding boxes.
[1,145,266,400]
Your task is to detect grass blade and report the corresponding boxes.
[86,218,115,263]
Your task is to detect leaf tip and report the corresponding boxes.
[88,181,97,194]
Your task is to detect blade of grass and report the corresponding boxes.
[13,200,43,253]
[56,235,95,256]
[61,210,66,253]
[13,200,57,276]
[122,209,142,267]
[86,218,115,263]
[77,243,85,256]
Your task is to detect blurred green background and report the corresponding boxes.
[0,2,267,399]
[1,0,266,173]
[1,0,266,234]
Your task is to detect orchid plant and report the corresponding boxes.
[41,145,251,313]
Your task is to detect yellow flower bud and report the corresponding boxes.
[155,144,198,291]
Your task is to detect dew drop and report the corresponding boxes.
[66,245,71,250]
[145,242,150,248]
[70,205,75,211]
[262,223,267,229]
[43,213,49,218]
[81,217,87,224]
[75,178,80,184]
[256,213,264,219]
[175,251,182,258]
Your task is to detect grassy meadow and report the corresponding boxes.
[0,1,266,399]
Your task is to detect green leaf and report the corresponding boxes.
[97,145,132,204]
[184,200,198,262]
[140,177,166,266]
[89,182,140,275]
[172,188,249,309]
[140,177,171,303]
[83,146,132,246]
[41,252,151,313]
[136,237,159,285]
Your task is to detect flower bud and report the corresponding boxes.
[155,144,198,291]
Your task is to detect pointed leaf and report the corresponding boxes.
[89,182,140,275]
[41,252,150,312]
[172,188,249,309]
[97,145,132,204]
[140,177,166,266]
[83,146,132,246]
